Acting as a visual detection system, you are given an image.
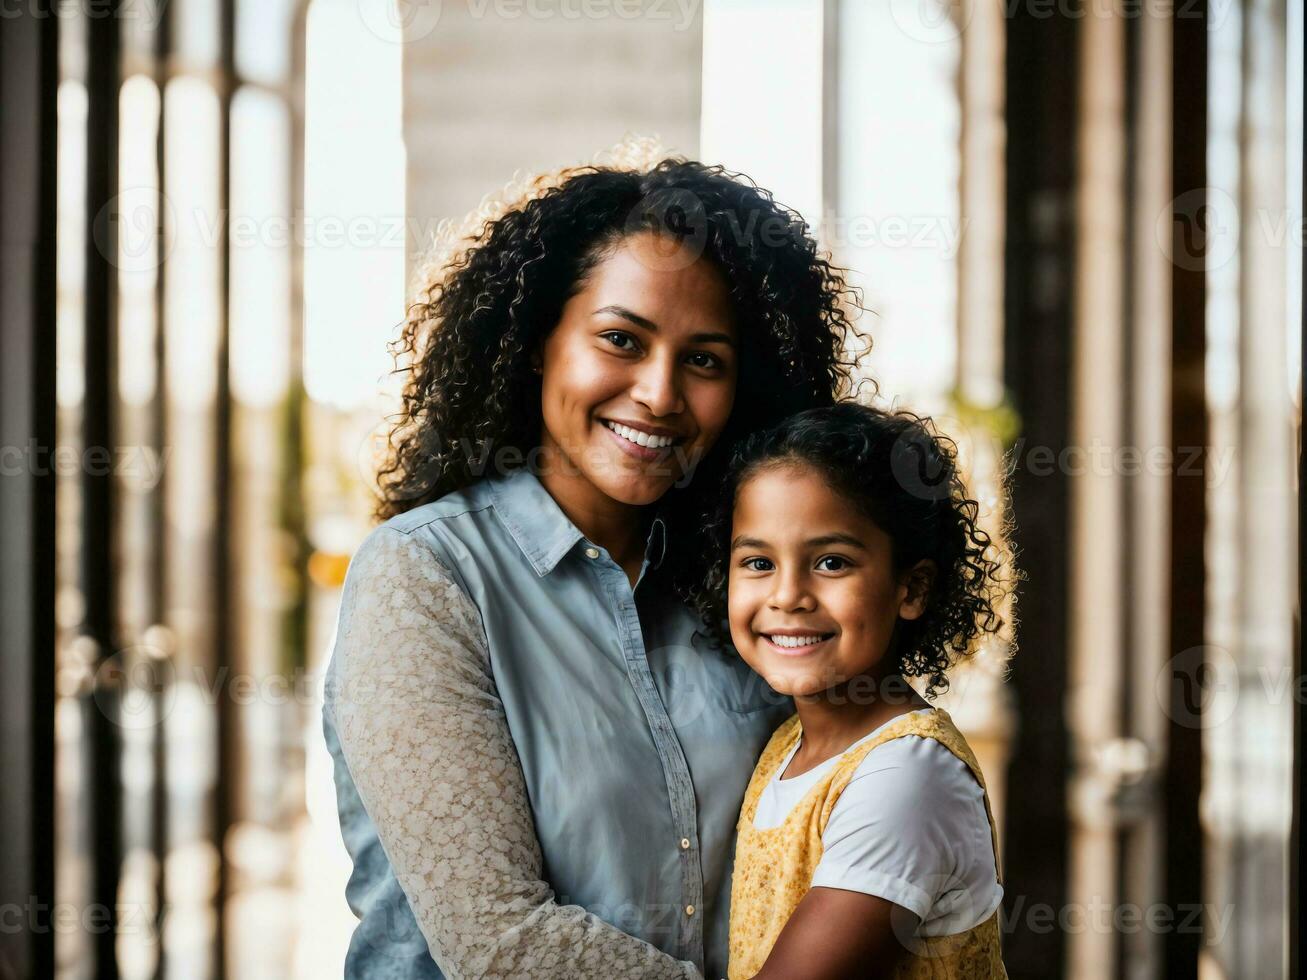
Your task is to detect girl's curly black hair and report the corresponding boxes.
[687,402,1009,696]
[375,151,867,601]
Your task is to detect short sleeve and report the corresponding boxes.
[811,736,1002,934]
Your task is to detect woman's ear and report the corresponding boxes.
[898,559,936,621]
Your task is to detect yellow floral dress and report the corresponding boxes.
[727,708,1008,979]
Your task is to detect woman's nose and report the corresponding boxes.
[630,355,685,417]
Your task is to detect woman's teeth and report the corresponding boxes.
[604,420,675,449]
[766,635,829,649]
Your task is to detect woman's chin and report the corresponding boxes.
[591,469,676,507]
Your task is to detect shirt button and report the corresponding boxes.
[685,905,695,916]
[583,546,600,559]
[680,838,691,850]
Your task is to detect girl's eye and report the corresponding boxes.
[816,555,850,572]
[741,557,774,572]
[686,351,723,370]
[601,331,639,352]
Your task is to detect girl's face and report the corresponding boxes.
[727,463,934,698]
[537,231,738,508]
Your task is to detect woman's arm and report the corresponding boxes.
[330,525,699,980]
[749,888,911,980]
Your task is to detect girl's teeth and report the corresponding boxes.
[769,635,826,648]
[605,421,674,449]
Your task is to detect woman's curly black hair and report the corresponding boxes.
[375,152,868,601]
[687,402,1009,697]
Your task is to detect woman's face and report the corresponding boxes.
[537,231,738,508]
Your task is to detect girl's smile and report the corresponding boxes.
[760,633,836,655]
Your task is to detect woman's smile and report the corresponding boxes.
[599,417,685,460]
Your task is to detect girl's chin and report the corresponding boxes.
[761,668,840,700]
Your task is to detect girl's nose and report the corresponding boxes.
[767,570,817,612]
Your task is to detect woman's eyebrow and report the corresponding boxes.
[593,305,736,347]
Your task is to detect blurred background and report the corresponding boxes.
[0,0,1302,977]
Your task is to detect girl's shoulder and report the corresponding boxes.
[844,732,986,812]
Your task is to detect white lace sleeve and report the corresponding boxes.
[331,524,700,980]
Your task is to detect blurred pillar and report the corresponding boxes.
[1001,6,1079,977]
[1119,8,1174,980]
[1067,8,1127,978]
[953,0,1017,867]
[1200,0,1297,975]
[701,0,831,226]
[1164,3,1206,978]
[0,8,59,980]
[83,4,125,977]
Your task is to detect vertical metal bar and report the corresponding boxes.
[213,0,237,976]
[1000,7,1078,977]
[1294,8,1304,953]
[285,0,311,684]
[819,0,839,227]
[150,7,172,978]
[84,4,124,978]
[1294,10,1305,972]
[0,7,59,980]
[1118,13,1141,980]
[1166,1,1207,976]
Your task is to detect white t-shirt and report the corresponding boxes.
[751,709,1003,937]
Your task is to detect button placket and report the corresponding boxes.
[603,569,706,972]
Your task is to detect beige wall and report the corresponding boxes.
[402,1,703,278]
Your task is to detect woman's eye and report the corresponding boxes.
[601,331,639,352]
[742,557,773,572]
[816,555,849,572]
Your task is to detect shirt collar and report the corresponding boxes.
[488,466,670,577]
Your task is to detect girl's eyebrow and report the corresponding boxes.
[593,305,736,347]
[806,533,866,550]
[731,532,866,551]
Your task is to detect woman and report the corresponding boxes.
[323,152,864,979]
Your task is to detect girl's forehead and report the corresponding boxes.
[736,464,844,518]
[733,461,892,539]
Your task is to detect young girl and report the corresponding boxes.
[690,403,1010,980]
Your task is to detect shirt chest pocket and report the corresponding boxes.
[655,647,785,723]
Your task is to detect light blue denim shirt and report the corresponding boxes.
[323,465,789,979]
